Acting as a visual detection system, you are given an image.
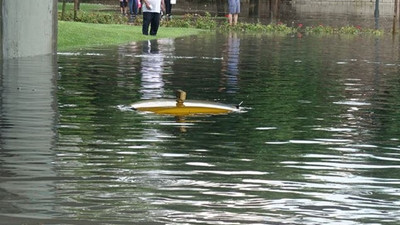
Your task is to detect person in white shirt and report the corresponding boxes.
[142,0,165,35]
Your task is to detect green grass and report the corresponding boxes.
[57,3,206,51]
[58,21,205,51]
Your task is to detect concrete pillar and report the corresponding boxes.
[0,0,57,59]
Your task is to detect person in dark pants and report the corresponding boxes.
[164,0,172,20]
[142,0,165,36]
[128,0,138,22]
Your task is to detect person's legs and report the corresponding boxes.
[120,1,124,14]
[165,0,171,15]
[228,0,234,25]
[123,0,128,15]
[150,13,161,35]
[128,0,137,22]
[233,14,238,25]
[128,0,133,15]
[142,12,152,35]
[133,0,138,15]
[235,0,240,24]
[130,0,138,15]
[168,2,173,19]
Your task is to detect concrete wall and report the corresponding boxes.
[160,0,396,19]
[1,0,57,59]
[291,0,394,16]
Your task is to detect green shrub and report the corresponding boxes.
[161,12,216,29]
[221,22,296,34]
[305,24,335,34]
[59,11,128,24]
[303,24,383,35]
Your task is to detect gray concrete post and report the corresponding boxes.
[0,0,57,59]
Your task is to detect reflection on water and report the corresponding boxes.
[140,39,168,99]
[0,56,58,220]
[2,34,400,224]
[221,33,240,94]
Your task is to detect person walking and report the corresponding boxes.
[142,0,165,35]
[228,0,240,25]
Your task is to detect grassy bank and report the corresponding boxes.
[57,3,384,51]
[58,21,205,51]
[57,3,206,51]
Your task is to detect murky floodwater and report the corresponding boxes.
[2,32,400,224]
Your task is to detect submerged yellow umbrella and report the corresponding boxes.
[130,90,242,116]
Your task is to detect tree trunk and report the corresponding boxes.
[74,0,79,21]
[374,0,380,29]
[61,0,67,20]
[393,0,399,34]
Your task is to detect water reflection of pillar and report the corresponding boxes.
[0,55,57,216]
[117,41,140,86]
[220,33,240,94]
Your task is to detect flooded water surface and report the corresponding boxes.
[2,32,400,224]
